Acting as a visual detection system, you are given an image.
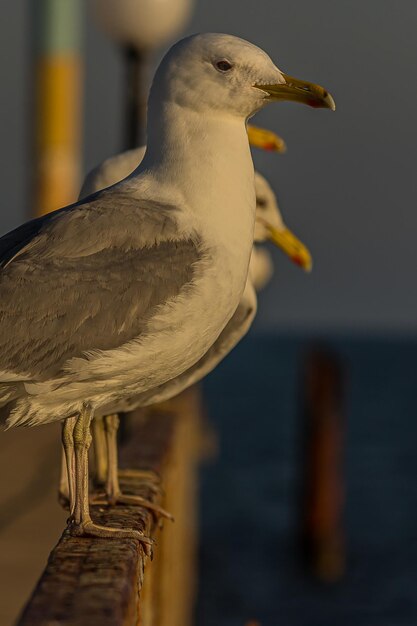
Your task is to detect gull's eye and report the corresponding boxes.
[256,197,267,209]
[214,59,233,73]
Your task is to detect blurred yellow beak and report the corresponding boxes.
[254,73,336,110]
[263,222,312,272]
[247,124,286,153]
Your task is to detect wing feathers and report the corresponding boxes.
[0,191,201,380]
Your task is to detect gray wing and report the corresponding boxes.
[0,190,200,380]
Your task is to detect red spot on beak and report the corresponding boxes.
[263,142,277,151]
[293,255,304,267]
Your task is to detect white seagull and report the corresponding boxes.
[0,33,334,544]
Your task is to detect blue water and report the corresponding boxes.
[197,335,417,626]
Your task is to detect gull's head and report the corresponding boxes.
[149,33,335,119]
[254,172,312,272]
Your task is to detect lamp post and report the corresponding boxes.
[92,0,193,149]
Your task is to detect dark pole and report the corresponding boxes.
[123,45,147,150]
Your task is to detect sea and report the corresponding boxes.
[196,334,417,626]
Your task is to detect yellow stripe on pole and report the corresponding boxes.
[34,56,82,215]
[32,0,83,216]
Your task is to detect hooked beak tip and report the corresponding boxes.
[255,73,336,111]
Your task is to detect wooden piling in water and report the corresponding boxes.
[298,347,346,582]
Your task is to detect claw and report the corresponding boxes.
[69,518,154,548]
[91,491,174,522]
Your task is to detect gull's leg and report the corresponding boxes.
[105,413,122,502]
[95,412,161,493]
[92,415,107,486]
[58,447,69,507]
[117,408,164,492]
[59,416,77,513]
[68,403,153,551]
[92,413,173,521]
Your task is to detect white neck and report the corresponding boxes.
[133,102,255,243]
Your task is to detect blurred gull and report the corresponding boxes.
[250,171,313,288]
[0,33,334,544]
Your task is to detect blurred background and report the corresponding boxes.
[0,1,417,625]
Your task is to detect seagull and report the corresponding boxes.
[0,33,334,544]
[72,149,312,512]
[63,131,288,514]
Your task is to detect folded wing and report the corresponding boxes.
[0,191,200,381]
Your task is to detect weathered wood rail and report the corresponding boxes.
[16,387,204,626]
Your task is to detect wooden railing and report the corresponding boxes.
[16,387,205,626]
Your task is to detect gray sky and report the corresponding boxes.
[1,1,417,334]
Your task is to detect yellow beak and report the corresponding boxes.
[262,221,312,272]
[247,124,286,153]
[254,73,336,110]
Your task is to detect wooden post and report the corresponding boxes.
[31,0,83,216]
[298,347,346,582]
